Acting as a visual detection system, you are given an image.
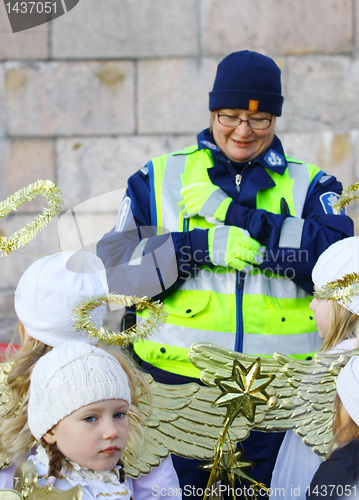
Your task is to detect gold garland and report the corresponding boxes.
[73,294,167,346]
[314,272,359,307]
[0,180,63,256]
[333,182,359,214]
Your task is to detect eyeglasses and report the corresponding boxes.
[217,111,272,130]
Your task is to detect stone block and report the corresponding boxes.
[51,0,197,58]
[0,65,5,138]
[353,130,359,183]
[285,56,359,132]
[138,58,219,134]
[0,139,55,211]
[350,212,359,236]
[0,289,18,343]
[201,0,352,56]
[56,135,196,210]
[4,61,134,136]
[0,7,49,60]
[281,131,355,188]
[58,213,119,254]
[348,129,359,232]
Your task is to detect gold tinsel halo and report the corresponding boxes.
[333,182,359,214]
[0,180,63,256]
[73,293,167,346]
[314,272,359,307]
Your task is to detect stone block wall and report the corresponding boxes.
[0,0,358,341]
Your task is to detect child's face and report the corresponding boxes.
[309,289,332,339]
[43,399,129,471]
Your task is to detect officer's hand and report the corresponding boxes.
[179,182,232,222]
[208,226,266,272]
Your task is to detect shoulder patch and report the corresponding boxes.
[264,149,285,167]
[318,174,333,184]
[200,139,220,151]
[115,197,131,232]
[319,192,346,215]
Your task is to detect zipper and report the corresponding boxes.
[235,271,245,352]
[235,174,242,193]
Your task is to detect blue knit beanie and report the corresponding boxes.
[209,51,284,116]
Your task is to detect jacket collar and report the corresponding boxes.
[197,128,287,175]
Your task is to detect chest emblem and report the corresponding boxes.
[264,150,285,167]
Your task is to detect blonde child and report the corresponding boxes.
[270,236,359,500]
[26,341,139,499]
[0,251,181,499]
[307,355,359,498]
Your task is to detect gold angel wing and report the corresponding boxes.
[189,342,359,458]
[0,490,22,499]
[13,461,82,500]
[124,373,267,478]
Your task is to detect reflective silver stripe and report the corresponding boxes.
[140,166,149,175]
[129,238,149,266]
[161,154,187,231]
[278,217,305,248]
[201,188,228,216]
[277,161,310,248]
[244,272,309,299]
[243,331,322,356]
[161,155,236,294]
[287,162,310,217]
[212,226,229,266]
[148,322,236,350]
[180,267,236,294]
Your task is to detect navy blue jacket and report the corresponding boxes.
[97,129,353,298]
[307,438,359,499]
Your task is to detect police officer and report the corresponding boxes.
[98,50,353,496]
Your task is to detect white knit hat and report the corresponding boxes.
[28,341,131,440]
[336,356,359,426]
[15,251,109,347]
[312,237,359,315]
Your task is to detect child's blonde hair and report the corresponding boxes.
[320,301,359,352]
[0,322,151,471]
[329,393,359,455]
[0,322,52,464]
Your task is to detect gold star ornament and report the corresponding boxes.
[214,358,275,424]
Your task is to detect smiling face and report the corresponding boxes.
[43,399,129,471]
[212,109,276,163]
